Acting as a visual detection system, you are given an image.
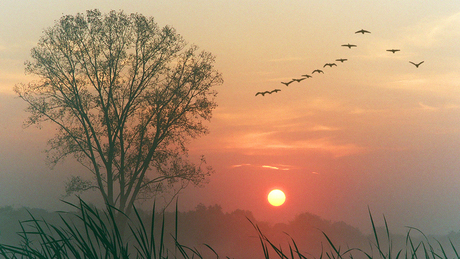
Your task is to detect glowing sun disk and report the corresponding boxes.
[268,189,286,206]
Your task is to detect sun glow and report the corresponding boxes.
[267,189,286,206]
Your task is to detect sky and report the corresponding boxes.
[1,0,460,235]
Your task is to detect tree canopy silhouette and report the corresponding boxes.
[15,9,223,214]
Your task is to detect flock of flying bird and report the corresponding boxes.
[255,29,425,97]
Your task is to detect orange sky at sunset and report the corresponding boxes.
[1,0,460,235]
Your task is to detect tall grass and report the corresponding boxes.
[1,200,459,259]
[0,198,205,259]
[247,208,460,259]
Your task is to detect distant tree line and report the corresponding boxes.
[2,204,459,259]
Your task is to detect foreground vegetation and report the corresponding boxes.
[0,199,459,259]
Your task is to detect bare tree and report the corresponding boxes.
[15,9,223,215]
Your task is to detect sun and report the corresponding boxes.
[267,189,286,206]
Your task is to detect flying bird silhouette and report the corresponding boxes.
[292,78,306,82]
[336,58,348,63]
[341,43,357,48]
[256,89,281,96]
[301,74,312,78]
[323,63,337,67]
[355,29,371,34]
[409,61,424,68]
[281,80,294,86]
[386,49,400,53]
[312,69,324,74]
[255,91,270,96]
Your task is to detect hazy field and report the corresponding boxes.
[1,200,460,259]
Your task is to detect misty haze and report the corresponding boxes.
[1,1,460,258]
